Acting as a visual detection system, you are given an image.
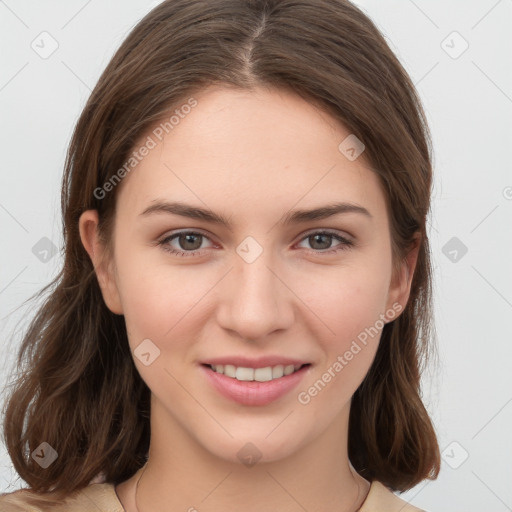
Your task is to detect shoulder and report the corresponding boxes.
[0,482,123,512]
[360,480,428,512]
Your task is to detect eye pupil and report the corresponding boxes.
[180,233,202,250]
[310,233,331,250]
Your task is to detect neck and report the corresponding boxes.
[131,397,370,512]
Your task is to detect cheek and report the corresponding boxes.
[291,261,390,402]
[113,250,215,349]
[296,259,391,346]
[113,255,214,396]
[295,277,387,414]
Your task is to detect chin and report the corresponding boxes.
[194,423,313,467]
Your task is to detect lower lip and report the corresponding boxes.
[200,364,310,406]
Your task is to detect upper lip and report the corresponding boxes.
[201,356,311,369]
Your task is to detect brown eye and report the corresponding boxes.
[175,233,203,251]
[308,233,334,250]
[159,231,213,257]
[297,231,354,254]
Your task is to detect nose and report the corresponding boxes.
[216,248,295,342]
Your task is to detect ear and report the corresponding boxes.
[78,210,123,314]
[385,232,421,320]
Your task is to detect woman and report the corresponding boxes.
[0,0,440,510]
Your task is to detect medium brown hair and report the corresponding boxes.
[1,0,440,505]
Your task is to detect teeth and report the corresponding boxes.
[236,367,254,381]
[272,365,284,378]
[211,363,303,381]
[255,367,273,382]
[284,365,295,376]
[224,364,236,378]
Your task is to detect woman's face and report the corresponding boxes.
[82,85,415,464]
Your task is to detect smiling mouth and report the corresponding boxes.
[203,363,310,382]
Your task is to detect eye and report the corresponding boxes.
[158,231,214,257]
[296,230,354,254]
[158,229,354,258]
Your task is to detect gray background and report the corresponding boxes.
[1,1,511,510]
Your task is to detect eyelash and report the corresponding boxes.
[157,230,354,258]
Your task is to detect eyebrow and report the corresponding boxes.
[139,200,372,227]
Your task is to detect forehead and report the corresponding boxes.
[115,85,388,226]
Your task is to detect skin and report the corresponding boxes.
[79,85,419,512]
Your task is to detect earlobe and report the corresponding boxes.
[78,210,124,315]
[386,234,421,320]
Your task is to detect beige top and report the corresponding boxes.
[0,478,426,512]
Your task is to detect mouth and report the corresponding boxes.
[200,362,311,406]
[204,363,309,382]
